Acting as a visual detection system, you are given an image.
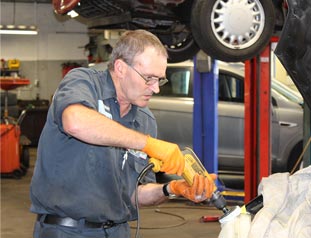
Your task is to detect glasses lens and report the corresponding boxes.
[158,78,168,86]
[127,61,168,87]
[145,78,168,86]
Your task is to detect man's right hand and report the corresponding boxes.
[142,136,185,176]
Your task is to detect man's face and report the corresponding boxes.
[120,47,167,108]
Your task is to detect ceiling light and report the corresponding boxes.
[1,1,38,35]
[0,25,38,35]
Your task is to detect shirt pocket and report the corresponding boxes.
[126,149,155,183]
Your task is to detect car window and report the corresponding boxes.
[158,66,245,102]
[158,67,192,97]
[272,95,278,106]
[219,72,244,103]
[271,79,303,106]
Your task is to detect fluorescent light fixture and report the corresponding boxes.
[0,25,38,35]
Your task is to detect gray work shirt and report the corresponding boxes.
[30,68,157,223]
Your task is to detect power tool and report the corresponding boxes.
[150,147,229,214]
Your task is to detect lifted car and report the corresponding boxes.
[52,0,286,63]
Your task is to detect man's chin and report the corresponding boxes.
[136,100,149,108]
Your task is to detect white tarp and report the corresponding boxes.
[219,166,311,238]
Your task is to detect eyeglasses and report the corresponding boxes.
[125,61,168,86]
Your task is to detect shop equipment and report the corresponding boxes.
[0,77,30,178]
[150,147,229,214]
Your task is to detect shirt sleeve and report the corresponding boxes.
[52,68,99,132]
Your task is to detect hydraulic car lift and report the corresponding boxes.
[193,52,218,179]
[192,53,244,201]
[193,39,278,203]
[244,41,272,202]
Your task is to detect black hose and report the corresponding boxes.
[134,162,155,238]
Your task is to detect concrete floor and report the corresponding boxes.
[1,148,239,238]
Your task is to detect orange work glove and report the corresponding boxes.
[169,174,217,203]
[142,136,185,176]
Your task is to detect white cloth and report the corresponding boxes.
[219,166,311,238]
[218,213,252,238]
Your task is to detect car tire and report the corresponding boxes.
[191,0,276,62]
[157,31,200,63]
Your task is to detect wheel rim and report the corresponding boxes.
[211,0,265,50]
[162,31,195,51]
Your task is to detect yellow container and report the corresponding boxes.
[8,59,20,69]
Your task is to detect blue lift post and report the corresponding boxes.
[193,53,219,184]
[192,54,245,201]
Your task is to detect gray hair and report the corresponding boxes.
[108,30,168,70]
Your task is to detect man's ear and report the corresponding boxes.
[114,59,125,77]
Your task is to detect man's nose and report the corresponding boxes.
[149,82,160,94]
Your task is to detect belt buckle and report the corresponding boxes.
[102,220,114,229]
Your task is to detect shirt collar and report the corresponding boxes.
[102,69,139,122]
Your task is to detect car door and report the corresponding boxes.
[149,65,194,149]
[218,72,245,172]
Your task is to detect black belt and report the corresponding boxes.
[38,214,119,229]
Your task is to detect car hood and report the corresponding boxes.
[275,0,311,109]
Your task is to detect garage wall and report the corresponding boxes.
[1,2,89,100]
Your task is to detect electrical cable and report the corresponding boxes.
[129,208,187,229]
[133,163,223,233]
[134,163,155,238]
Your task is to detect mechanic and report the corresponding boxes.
[29,29,216,238]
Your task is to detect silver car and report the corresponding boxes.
[149,61,303,189]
